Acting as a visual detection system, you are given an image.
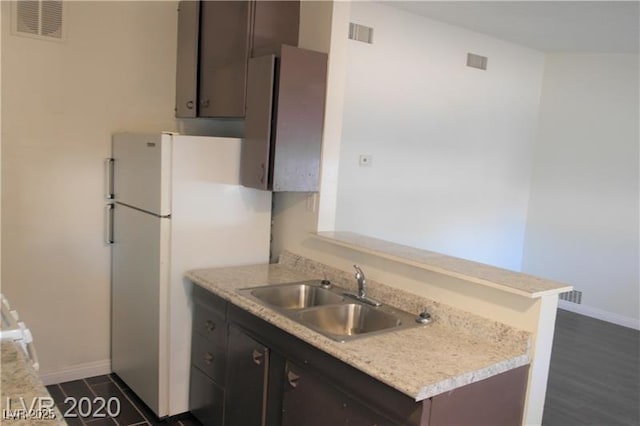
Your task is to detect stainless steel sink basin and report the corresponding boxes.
[296,303,401,339]
[238,280,426,342]
[244,282,344,309]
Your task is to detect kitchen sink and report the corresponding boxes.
[248,283,344,309]
[295,303,401,339]
[238,280,426,342]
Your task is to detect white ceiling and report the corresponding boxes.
[384,1,640,53]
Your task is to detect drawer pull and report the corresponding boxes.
[205,320,216,332]
[287,370,300,388]
[252,349,264,365]
[204,352,214,365]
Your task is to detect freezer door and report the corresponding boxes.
[112,133,171,216]
[111,204,170,417]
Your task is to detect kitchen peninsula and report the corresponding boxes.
[187,232,571,425]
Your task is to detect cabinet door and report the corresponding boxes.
[225,325,269,426]
[242,53,275,190]
[282,361,391,426]
[198,1,251,117]
[190,366,225,426]
[175,0,199,117]
[271,46,327,192]
[251,1,300,57]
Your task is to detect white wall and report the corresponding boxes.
[1,1,179,379]
[522,54,640,326]
[0,1,271,381]
[334,2,546,271]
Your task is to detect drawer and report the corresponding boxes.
[193,285,227,319]
[190,366,225,426]
[192,332,227,385]
[194,301,227,343]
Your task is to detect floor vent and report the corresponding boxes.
[13,0,65,41]
[349,23,374,44]
[467,53,488,70]
[560,290,582,304]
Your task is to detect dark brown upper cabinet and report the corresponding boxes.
[241,45,328,192]
[175,0,300,118]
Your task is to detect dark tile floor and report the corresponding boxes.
[46,374,200,426]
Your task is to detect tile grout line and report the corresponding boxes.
[55,383,87,426]
[106,375,152,426]
[83,378,119,426]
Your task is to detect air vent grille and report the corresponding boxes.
[560,290,582,304]
[467,53,488,70]
[14,0,64,41]
[349,23,373,44]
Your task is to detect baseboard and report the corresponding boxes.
[558,300,640,330]
[39,359,111,386]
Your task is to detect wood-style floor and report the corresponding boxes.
[543,309,640,426]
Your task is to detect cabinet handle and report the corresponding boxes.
[204,352,214,365]
[287,370,300,388]
[252,349,264,365]
[205,320,215,332]
[259,163,265,184]
[186,100,194,110]
[201,99,210,108]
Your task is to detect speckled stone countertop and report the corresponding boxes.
[1,342,65,425]
[186,252,531,402]
[313,231,573,298]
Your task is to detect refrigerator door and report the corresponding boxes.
[112,133,172,216]
[111,203,170,417]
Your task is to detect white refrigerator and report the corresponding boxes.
[108,132,271,418]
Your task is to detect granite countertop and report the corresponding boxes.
[1,342,65,425]
[313,232,573,298]
[187,253,531,402]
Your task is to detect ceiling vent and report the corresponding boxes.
[13,0,65,41]
[349,23,374,44]
[467,53,488,70]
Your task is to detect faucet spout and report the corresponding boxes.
[345,264,381,307]
[353,265,366,298]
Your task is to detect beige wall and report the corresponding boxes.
[1,1,179,379]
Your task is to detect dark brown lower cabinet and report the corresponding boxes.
[282,361,392,426]
[189,285,529,426]
[429,365,529,426]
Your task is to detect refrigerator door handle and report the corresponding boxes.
[105,158,114,200]
[105,203,114,245]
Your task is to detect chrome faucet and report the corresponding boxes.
[354,265,367,298]
[344,265,381,307]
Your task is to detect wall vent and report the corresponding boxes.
[349,23,374,44]
[467,53,488,70]
[13,0,65,41]
[560,290,582,304]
